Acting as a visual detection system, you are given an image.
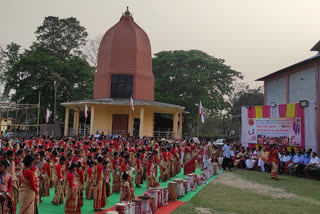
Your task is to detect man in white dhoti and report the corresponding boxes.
[246,148,256,169]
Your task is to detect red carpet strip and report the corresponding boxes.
[155,201,185,214]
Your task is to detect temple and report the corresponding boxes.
[61,7,184,138]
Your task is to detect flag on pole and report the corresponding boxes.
[85,104,88,118]
[130,95,134,111]
[46,108,51,123]
[199,100,205,124]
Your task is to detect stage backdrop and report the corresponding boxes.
[241,102,318,152]
[246,117,302,146]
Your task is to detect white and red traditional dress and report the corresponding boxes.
[18,169,37,214]
[93,163,106,210]
[0,172,15,214]
[52,163,65,205]
[65,171,81,214]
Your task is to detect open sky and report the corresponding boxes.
[1,0,320,87]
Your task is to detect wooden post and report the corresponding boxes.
[179,112,183,139]
[139,107,144,138]
[128,108,134,136]
[64,106,70,136]
[173,112,178,138]
[37,91,41,135]
[73,107,80,136]
[90,105,95,135]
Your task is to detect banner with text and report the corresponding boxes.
[246,117,302,146]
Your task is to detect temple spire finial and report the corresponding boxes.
[124,6,131,17]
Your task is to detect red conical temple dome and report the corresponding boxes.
[93,7,154,101]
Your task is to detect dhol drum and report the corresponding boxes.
[182,186,185,196]
[150,195,156,212]
[168,182,177,201]
[132,199,142,214]
[147,188,158,211]
[197,174,202,185]
[218,157,223,168]
[213,163,218,175]
[207,164,214,177]
[204,169,211,180]
[192,174,198,186]
[163,188,169,206]
[173,179,183,198]
[186,174,194,189]
[131,202,135,214]
[156,187,163,208]
[127,202,132,214]
[115,203,128,214]
[183,180,189,193]
[139,195,151,214]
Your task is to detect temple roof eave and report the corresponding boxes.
[61,98,185,112]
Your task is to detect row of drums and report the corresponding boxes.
[168,164,218,201]
[108,166,218,214]
[111,187,169,214]
[168,174,199,202]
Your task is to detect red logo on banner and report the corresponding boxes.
[248,119,254,126]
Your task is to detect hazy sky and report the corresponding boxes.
[1,0,320,87]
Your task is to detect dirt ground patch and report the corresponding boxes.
[212,172,297,199]
[194,207,212,214]
[194,207,236,214]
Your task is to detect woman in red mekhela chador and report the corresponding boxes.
[93,156,106,211]
[0,159,16,214]
[52,156,66,205]
[18,155,38,214]
[65,162,81,214]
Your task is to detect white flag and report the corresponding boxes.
[199,100,205,124]
[46,108,51,123]
[130,95,134,111]
[85,104,88,118]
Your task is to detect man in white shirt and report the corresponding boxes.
[222,139,232,171]
[305,152,320,178]
[279,151,291,174]
[93,131,100,138]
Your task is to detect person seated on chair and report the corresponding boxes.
[305,152,320,178]
[287,151,303,175]
[234,147,246,169]
[279,151,291,174]
[258,147,269,172]
[245,148,255,170]
[296,152,311,177]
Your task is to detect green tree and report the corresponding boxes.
[230,85,264,116]
[3,46,94,123]
[0,43,22,100]
[35,16,88,59]
[228,84,264,140]
[1,17,93,123]
[153,50,242,134]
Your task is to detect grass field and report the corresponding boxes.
[173,170,320,214]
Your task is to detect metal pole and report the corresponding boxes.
[53,80,57,124]
[6,107,9,134]
[15,106,18,136]
[0,110,2,134]
[197,113,200,137]
[25,104,28,136]
[37,91,41,135]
